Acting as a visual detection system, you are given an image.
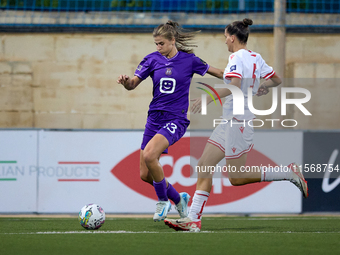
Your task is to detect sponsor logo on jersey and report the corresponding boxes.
[230,55,235,60]
[136,65,143,71]
[232,147,237,153]
[165,68,172,76]
[230,65,236,72]
[239,127,244,134]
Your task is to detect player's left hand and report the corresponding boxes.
[256,84,269,96]
[191,98,202,114]
[117,75,130,86]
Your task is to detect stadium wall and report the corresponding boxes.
[0,33,340,129]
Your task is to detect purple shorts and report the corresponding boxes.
[141,111,190,154]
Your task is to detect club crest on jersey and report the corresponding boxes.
[165,68,172,76]
[230,65,236,72]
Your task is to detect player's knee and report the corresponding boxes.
[197,158,209,169]
[143,150,156,166]
[229,177,244,186]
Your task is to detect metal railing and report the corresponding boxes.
[0,0,339,31]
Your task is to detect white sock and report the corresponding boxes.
[261,165,294,182]
[188,190,210,221]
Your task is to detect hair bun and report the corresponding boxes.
[166,20,174,26]
[243,18,253,27]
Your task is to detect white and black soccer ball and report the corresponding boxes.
[78,204,105,230]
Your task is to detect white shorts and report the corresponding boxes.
[208,119,254,159]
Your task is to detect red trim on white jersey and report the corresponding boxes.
[225,144,254,159]
[225,72,242,79]
[208,139,225,152]
[263,70,275,80]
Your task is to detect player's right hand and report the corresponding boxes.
[256,84,269,96]
[117,75,130,86]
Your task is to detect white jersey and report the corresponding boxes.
[222,49,275,120]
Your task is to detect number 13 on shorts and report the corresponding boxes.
[163,122,178,134]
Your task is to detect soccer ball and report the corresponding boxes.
[78,204,105,230]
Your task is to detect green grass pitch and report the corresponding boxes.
[1,216,339,255]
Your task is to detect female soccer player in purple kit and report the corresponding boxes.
[117,20,223,221]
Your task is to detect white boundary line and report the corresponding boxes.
[1,230,340,235]
[1,214,339,218]
[1,217,338,221]
[205,217,336,221]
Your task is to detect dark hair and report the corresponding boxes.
[225,18,253,44]
[153,20,199,54]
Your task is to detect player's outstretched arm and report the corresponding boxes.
[256,73,282,96]
[191,77,240,113]
[117,75,142,91]
[206,66,224,79]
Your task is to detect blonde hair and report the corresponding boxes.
[153,20,199,54]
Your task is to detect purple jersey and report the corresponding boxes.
[134,51,210,116]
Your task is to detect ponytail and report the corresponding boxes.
[153,20,199,54]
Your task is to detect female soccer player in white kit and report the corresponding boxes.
[165,18,308,232]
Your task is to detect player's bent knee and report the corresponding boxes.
[197,158,209,168]
[143,151,157,166]
[196,162,213,178]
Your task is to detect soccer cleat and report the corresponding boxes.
[153,200,171,222]
[288,163,309,198]
[175,192,191,218]
[164,217,201,232]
